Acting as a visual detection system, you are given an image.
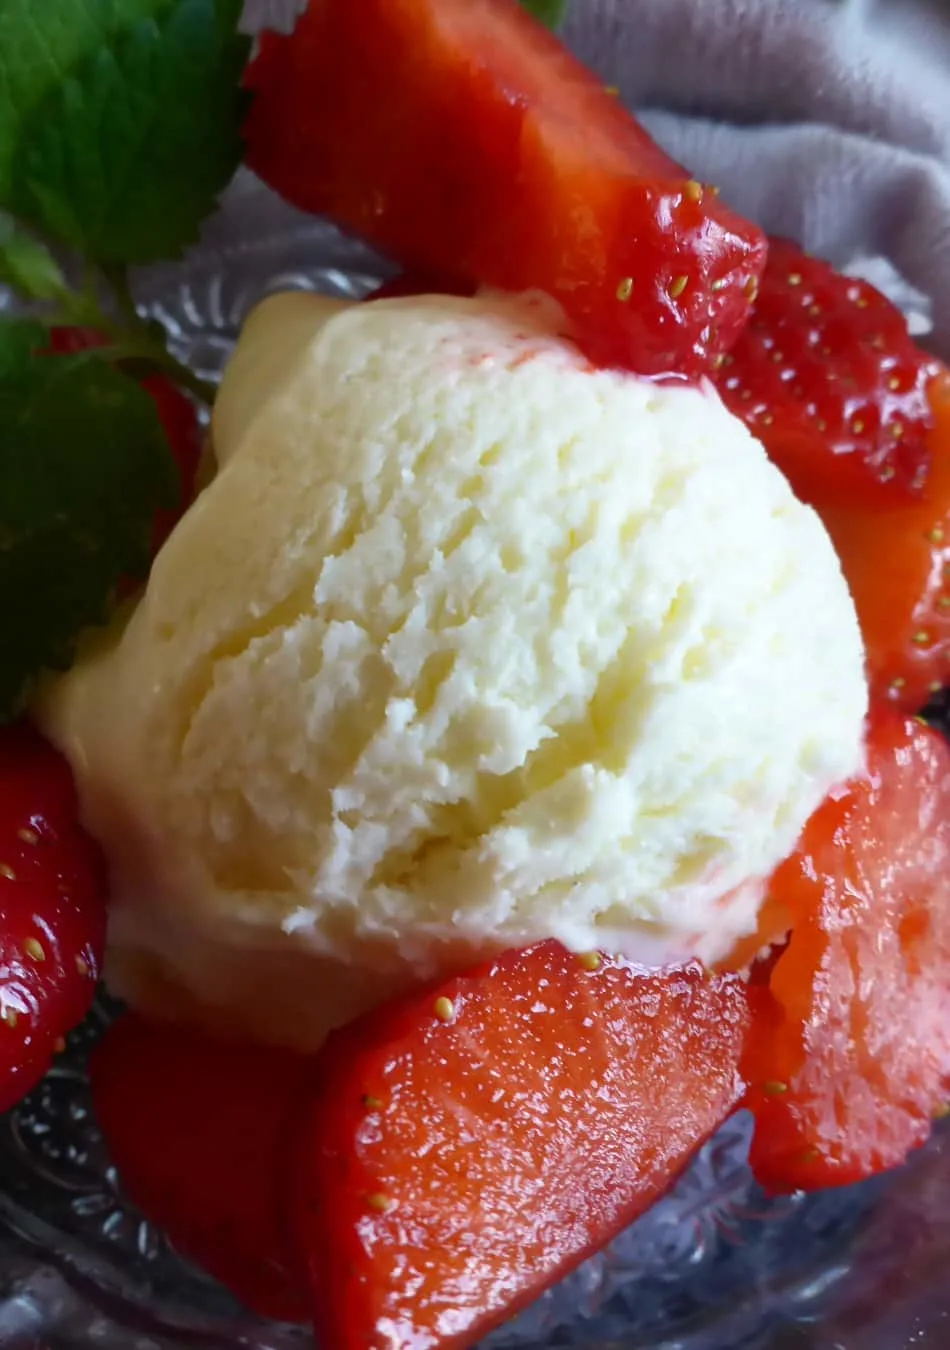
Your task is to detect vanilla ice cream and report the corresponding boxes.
[39,290,867,1050]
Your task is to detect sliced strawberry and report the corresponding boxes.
[290,942,749,1350]
[0,723,106,1112]
[716,239,938,509]
[820,371,950,709]
[742,707,950,1193]
[90,1014,311,1324]
[244,0,766,378]
[47,328,202,566]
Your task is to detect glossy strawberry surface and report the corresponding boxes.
[717,239,937,509]
[0,724,105,1112]
[291,942,749,1350]
[245,0,766,378]
[743,708,950,1192]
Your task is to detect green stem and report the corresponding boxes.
[101,263,139,329]
[134,346,218,404]
[48,282,218,406]
[2,221,218,404]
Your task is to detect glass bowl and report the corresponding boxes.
[1,169,949,1350]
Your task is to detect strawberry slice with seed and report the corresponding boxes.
[821,370,950,709]
[244,0,766,378]
[0,723,106,1112]
[742,706,950,1192]
[289,941,750,1350]
[716,238,938,509]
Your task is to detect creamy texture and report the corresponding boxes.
[39,291,868,1049]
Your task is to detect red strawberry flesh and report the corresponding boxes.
[244,0,766,378]
[742,707,950,1192]
[717,239,937,508]
[0,724,106,1112]
[819,369,950,709]
[90,1014,311,1323]
[291,942,749,1350]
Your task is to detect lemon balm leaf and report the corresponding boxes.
[0,215,67,300]
[0,0,184,205]
[0,1,238,715]
[2,0,249,264]
[519,0,568,27]
[0,317,49,369]
[0,334,178,717]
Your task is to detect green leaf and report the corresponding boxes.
[0,0,171,204]
[0,316,48,369]
[0,0,250,264]
[520,0,568,26]
[0,214,67,300]
[0,332,178,717]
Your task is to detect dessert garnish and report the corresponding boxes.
[291,947,749,1350]
[0,0,248,717]
[91,1013,310,1324]
[0,724,105,1109]
[1,1,949,1346]
[243,0,767,378]
[716,237,939,508]
[740,707,950,1191]
[821,376,950,710]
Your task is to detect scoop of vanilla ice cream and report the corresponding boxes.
[39,290,867,1050]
